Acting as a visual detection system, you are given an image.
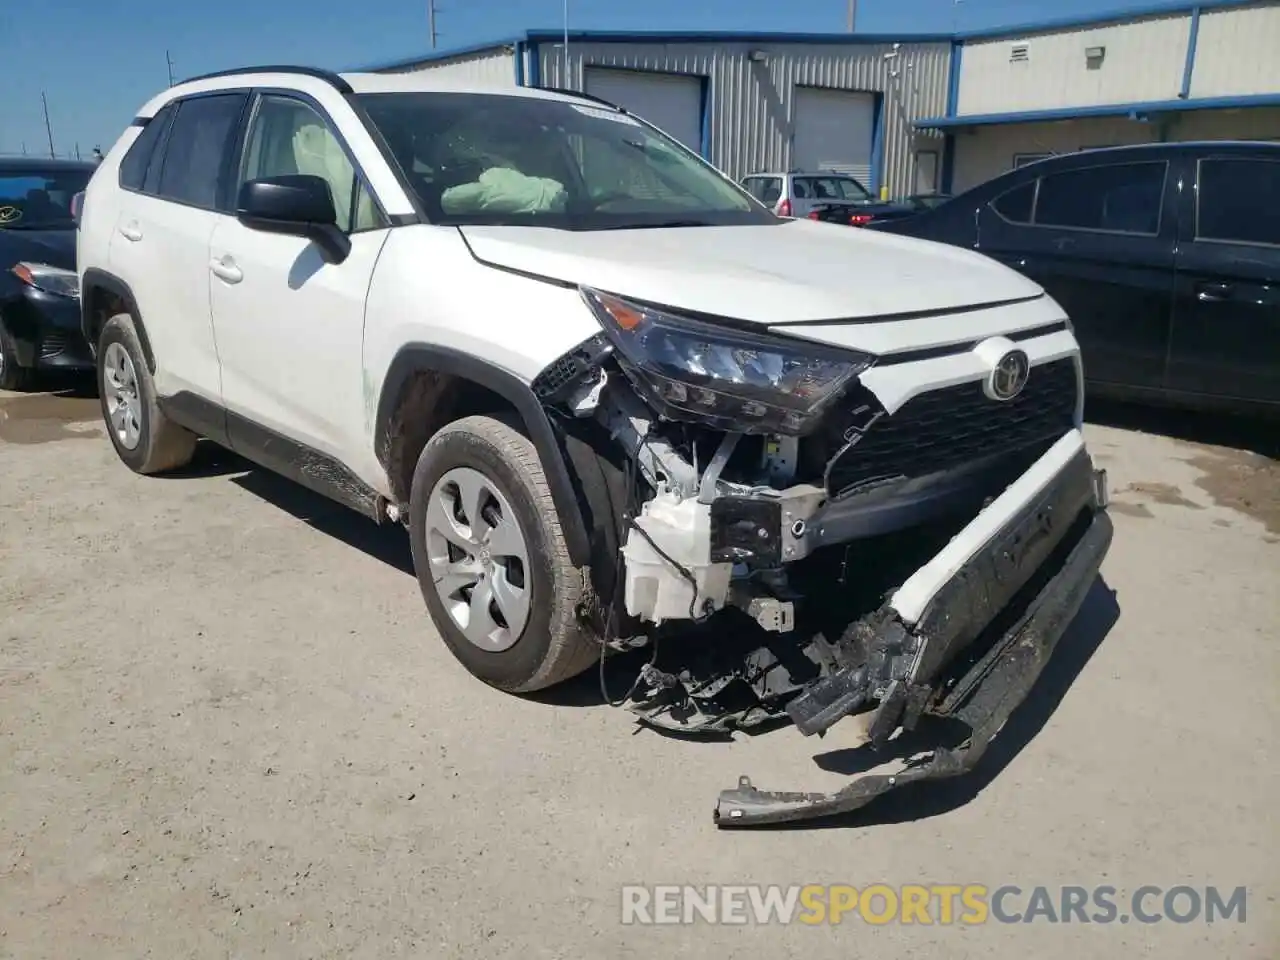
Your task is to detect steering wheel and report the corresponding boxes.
[0,206,20,224]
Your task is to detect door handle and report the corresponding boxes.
[118,223,142,242]
[209,256,243,284]
[1196,281,1233,302]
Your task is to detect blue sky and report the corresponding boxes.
[2,0,1195,157]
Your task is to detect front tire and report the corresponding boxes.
[97,313,197,474]
[408,415,596,693]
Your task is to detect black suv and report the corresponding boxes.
[874,142,1280,417]
[0,157,96,390]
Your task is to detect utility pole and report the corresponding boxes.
[41,92,55,158]
[428,0,437,49]
[846,0,857,31]
[166,49,176,86]
[563,0,570,82]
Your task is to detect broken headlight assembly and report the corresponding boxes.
[582,288,872,436]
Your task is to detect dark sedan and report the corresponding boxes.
[872,142,1280,417]
[0,158,96,390]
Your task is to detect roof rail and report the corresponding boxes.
[533,85,626,112]
[177,65,353,95]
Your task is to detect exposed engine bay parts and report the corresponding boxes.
[533,290,1111,827]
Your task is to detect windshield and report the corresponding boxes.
[0,168,92,229]
[358,92,776,230]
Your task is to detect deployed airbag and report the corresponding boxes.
[442,167,568,215]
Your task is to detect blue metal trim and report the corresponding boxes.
[698,76,712,160]
[519,29,954,44]
[527,40,541,88]
[870,92,885,195]
[514,40,525,86]
[941,134,956,193]
[917,93,1280,128]
[952,0,1252,41]
[945,41,963,118]
[1180,7,1201,99]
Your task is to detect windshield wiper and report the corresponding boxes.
[590,219,717,231]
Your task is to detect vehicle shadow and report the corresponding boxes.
[783,577,1121,829]
[1086,398,1278,459]
[223,461,415,576]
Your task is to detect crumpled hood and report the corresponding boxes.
[460,219,1044,325]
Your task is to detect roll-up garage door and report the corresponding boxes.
[584,68,703,153]
[792,86,877,188]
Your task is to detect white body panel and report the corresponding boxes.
[109,193,224,402]
[857,329,1082,417]
[459,219,1045,335]
[584,68,704,153]
[208,220,389,473]
[791,87,876,190]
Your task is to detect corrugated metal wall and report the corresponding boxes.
[535,40,952,194]
[376,48,516,88]
[957,14,1192,115]
[1190,1,1280,97]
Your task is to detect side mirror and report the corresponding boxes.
[70,191,86,226]
[236,174,351,264]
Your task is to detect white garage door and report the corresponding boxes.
[792,87,877,188]
[584,68,703,154]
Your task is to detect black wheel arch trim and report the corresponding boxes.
[375,344,592,566]
[80,268,157,371]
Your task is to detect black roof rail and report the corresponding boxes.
[532,85,626,112]
[177,65,353,95]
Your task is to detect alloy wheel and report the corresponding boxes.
[424,466,532,652]
[102,341,143,450]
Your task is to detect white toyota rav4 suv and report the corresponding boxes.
[78,67,1112,826]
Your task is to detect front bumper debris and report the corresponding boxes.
[714,503,1112,827]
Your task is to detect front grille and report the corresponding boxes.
[39,333,69,360]
[824,357,1078,498]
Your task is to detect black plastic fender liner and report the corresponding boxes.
[714,507,1113,828]
[79,268,156,370]
[374,343,593,567]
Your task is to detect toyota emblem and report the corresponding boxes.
[987,349,1031,402]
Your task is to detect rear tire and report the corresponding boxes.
[97,313,197,474]
[0,324,36,391]
[408,414,596,693]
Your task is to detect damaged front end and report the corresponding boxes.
[532,288,1112,828]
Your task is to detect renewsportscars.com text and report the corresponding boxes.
[621,884,1248,926]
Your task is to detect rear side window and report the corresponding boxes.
[118,105,173,191]
[1034,161,1166,235]
[1196,158,1280,247]
[991,181,1035,223]
[156,94,247,209]
[792,178,813,199]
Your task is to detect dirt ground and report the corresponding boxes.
[1,384,1277,959]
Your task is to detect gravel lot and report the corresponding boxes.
[1,383,1277,959]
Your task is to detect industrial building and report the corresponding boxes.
[363,0,1280,199]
